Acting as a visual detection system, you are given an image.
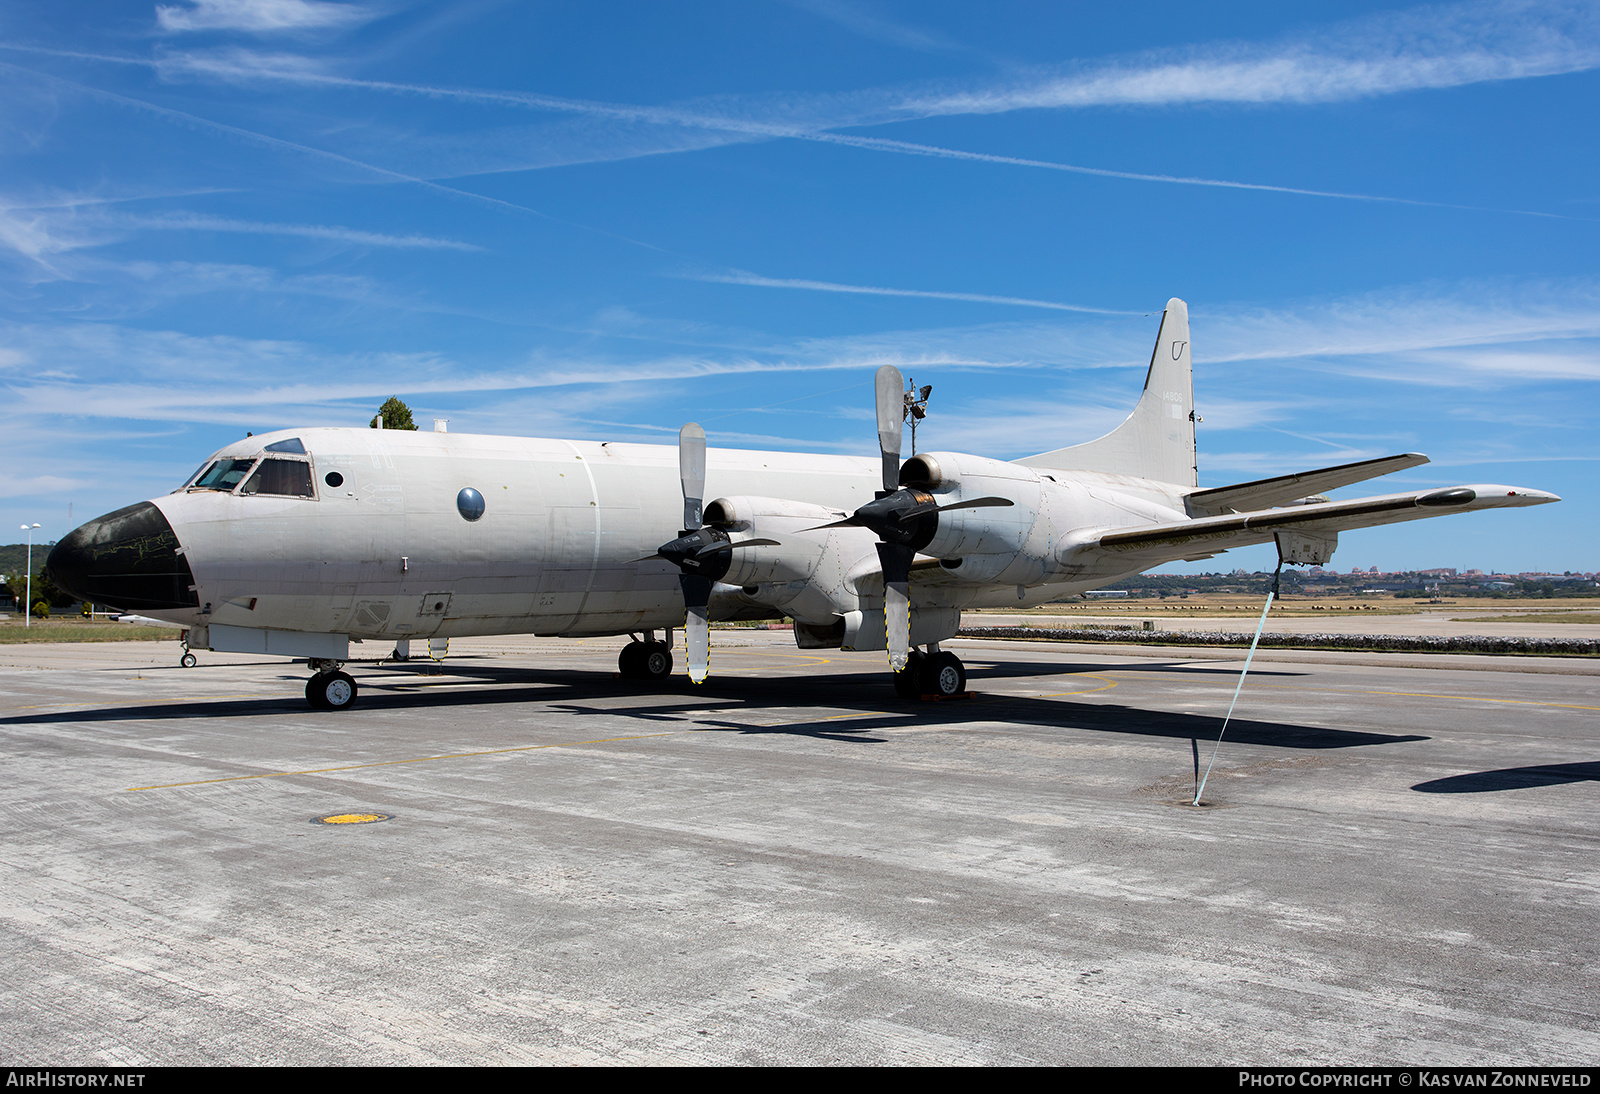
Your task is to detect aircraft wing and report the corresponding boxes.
[1184,453,1430,516]
[1090,484,1558,569]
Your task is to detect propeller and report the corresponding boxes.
[818,366,1014,672]
[643,424,778,684]
[673,424,714,683]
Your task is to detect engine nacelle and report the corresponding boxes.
[900,452,1054,585]
[700,495,877,624]
[702,496,839,587]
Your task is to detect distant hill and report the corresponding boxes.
[0,542,55,581]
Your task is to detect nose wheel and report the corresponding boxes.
[306,662,358,710]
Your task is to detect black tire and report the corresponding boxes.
[917,652,966,698]
[307,671,358,711]
[180,652,197,668]
[618,643,644,678]
[892,650,926,700]
[640,642,673,680]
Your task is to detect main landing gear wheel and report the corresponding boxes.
[892,649,926,700]
[180,652,197,668]
[306,670,358,710]
[916,651,966,699]
[619,640,673,681]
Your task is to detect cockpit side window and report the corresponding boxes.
[240,458,315,498]
[177,460,212,491]
[191,458,257,492]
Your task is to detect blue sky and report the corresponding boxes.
[2,0,1596,574]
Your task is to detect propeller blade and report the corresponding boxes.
[686,605,709,684]
[876,541,914,672]
[696,537,782,554]
[630,551,667,563]
[681,573,713,684]
[932,496,1014,514]
[820,492,1014,539]
[874,365,903,493]
[680,422,706,531]
[798,517,859,532]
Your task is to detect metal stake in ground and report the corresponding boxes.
[1193,561,1283,807]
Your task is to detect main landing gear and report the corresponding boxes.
[618,632,674,681]
[892,645,968,701]
[306,658,358,710]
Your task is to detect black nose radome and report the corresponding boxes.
[46,501,199,612]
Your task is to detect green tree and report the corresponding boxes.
[31,566,73,609]
[370,396,418,430]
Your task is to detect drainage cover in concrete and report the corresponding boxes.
[312,812,392,825]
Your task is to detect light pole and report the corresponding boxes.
[21,523,39,627]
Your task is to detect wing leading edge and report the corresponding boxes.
[1088,484,1559,569]
[1184,453,1431,516]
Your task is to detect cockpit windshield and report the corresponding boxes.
[190,458,257,492]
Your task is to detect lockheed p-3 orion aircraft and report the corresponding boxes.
[45,299,1558,710]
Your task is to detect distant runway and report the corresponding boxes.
[2,634,1596,1065]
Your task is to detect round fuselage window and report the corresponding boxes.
[457,487,486,521]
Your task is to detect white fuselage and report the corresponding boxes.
[149,427,1187,644]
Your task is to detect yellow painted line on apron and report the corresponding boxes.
[1034,674,1119,699]
[127,731,679,791]
[1193,680,1600,714]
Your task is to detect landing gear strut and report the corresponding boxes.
[618,634,674,681]
[306,658,358,710]
[892,646,967,700]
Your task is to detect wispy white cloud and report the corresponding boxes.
[782,0,965,55]
[692,270,1140,315]
[1447,348,1600,380]
[121,212,482,250]
[0,206,97,262]
[900,2,1600,113]
[107,1,1594,218]
[1198,282,1600,376]
[0,62,565,222]
[153,2,1600,116]
[5,280,1595,439]
[0,197,480,273]
[156,0,379,35]
[805,133,1573,219]
[9,3,1587,217]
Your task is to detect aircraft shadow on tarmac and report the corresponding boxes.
[1411,761,1600,793]
[1,657,1424,752]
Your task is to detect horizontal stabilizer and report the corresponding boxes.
[1092,485,1558,570]
[1186,453,1430,516]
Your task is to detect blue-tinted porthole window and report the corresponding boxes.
[325,472,344,488]
[457,487,486,522]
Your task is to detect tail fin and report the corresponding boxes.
[1016,297,1196,486]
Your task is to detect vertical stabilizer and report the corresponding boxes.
[1016,298,1196,486]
